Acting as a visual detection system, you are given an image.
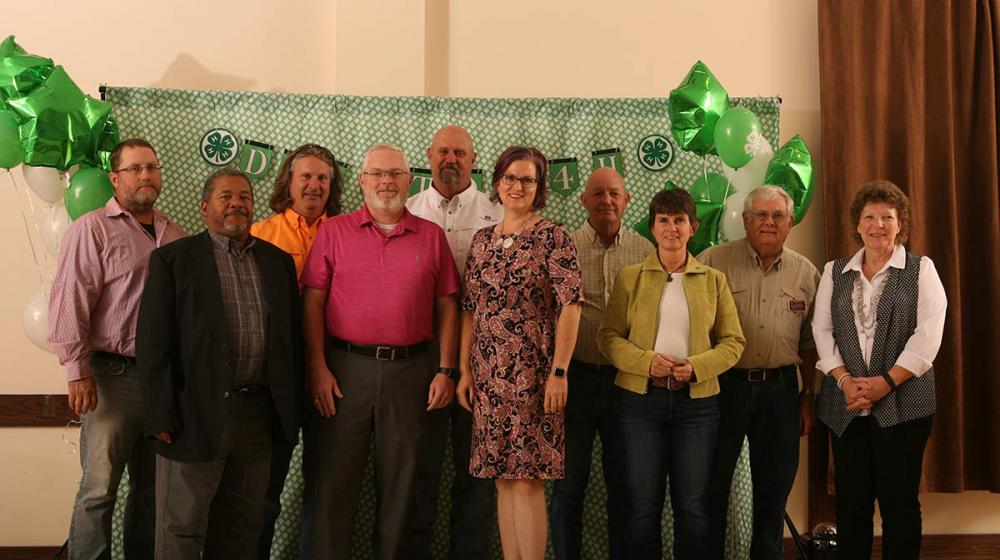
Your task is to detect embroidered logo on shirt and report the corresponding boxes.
[789,299,806,312]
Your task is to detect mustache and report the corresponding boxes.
[225,208,249,217]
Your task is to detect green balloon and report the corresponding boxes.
[764,135,814,224]
[691,201,724,255]
[0,109,25,168]
[0,36,54,102]
[689,172,730,204]
[714,107,761,169]
[65,167,114,220]
[668,61,730,156]
[7,66,115,170]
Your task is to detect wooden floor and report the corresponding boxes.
[785,534,1000,559]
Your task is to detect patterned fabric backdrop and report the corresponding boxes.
[104,87,780,559]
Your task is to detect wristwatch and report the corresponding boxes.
[438,367,460,381]
[553,367,566,378]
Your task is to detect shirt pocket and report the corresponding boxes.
[777,286,809,340]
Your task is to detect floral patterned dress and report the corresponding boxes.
[462,218,584,479]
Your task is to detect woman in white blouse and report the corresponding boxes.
[812,180,947,560]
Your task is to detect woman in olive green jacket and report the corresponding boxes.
[598,188,745,560]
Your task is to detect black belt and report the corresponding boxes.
[330,338,429,361]
[91,351,136,368]
[569,359,616,375]
[729,365,796,383]
[232,384,270,396]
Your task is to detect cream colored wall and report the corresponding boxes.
[1,0,996,547]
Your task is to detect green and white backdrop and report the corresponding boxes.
[104,87,780,559]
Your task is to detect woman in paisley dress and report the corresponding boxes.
[456,146,584,560]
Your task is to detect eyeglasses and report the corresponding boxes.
[363,169,410,181]
[750,211,789,223]
[114,164,163,175]
[499,174,538,188]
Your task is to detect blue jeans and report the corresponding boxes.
[617,386,719,560]
[708,367,801,560]
[550,361,627,560]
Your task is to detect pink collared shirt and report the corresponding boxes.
[301,206,459,346]
[48,197,187,380]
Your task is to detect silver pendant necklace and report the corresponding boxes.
[494,216,536,249]
[853,275,886,337]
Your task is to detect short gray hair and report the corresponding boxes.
[202,167,252,203]
[361,142,411,172]
[743,185,794,217]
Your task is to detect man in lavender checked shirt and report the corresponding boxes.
[48,138,186,559]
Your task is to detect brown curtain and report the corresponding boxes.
[815,0,1000,511]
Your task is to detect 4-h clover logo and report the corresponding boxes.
[200,128,239,166]
[637,134,674,172]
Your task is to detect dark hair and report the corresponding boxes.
[647,187,699,231]
[202,167,252,203]
[110,138,157,171]
[489,146,548,211]
[268,144,342,216]
[849,180,910,245]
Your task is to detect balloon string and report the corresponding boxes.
[7,170,51,296]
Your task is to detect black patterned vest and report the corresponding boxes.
[817,250,936,437]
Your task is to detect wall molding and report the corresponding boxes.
[0,395,73,427]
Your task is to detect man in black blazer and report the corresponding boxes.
[136,167,302,559]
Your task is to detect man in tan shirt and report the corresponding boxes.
[550,167,651,560]
[698,185,819,560]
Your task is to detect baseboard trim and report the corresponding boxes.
[784,533,1000,559]
[0,547,64,560]
[0,394,73,427]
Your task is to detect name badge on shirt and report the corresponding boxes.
[789,299,806,312]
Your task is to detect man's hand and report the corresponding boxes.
[544,374,568,414]
[799,394,815,437]
[68,377,98,416]
[309,363,343,418]
[427,374,455,411]
[649,354,676,378]
[154,431,174,444]
[456,368,474,413]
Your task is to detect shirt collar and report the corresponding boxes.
[208,228,256,256]
[640,250,708,275]
[581,219,624,246]
[743,238,783,271]
[842,244,906,274]
[282,207,327,231]
[105,196,174,232]
[357,206,420,235]
[428,182,479,208]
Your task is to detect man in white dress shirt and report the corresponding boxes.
[407,125,502,559]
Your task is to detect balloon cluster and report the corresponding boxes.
[634,61,815,255]
[0,35,120,354]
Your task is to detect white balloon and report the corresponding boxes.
[39,201,73,257]
[721,191,749,243]
[722,137,774,194]
[23,165,68,204]
[22,291,54,354]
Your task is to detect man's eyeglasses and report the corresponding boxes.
[750,211,789,223]
[499,174,538,188]
[114,164,163,175]
[363,169,410,181]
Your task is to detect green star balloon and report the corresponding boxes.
[0,36,54,102]
[668,61,730,156]
[7,65,116,170]
[763,135,814,224]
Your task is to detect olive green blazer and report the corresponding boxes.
[597,251,746,398]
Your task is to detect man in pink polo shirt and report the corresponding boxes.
[300,142,460,560]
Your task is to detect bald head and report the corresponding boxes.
[428,125,476,198]
[581,167,631,236]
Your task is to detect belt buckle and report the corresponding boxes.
[375,346,396,361]
[747,368,766,383]
[236,386,251,396]
[666,377,685,391]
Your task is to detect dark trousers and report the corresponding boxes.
[617,386,719,560]
[831,415,932,560]
[69,355,155,560]
[154,392,274,559]
[252,436,299,560]
[411,400,496,559]
[708,367,800,560]
[549,360,627,560]
[302,348,434,560]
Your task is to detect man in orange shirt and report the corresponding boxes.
[250,143,342,558]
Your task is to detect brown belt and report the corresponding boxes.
[650,376,689,391]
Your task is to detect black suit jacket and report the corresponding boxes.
[136,231,303,462]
